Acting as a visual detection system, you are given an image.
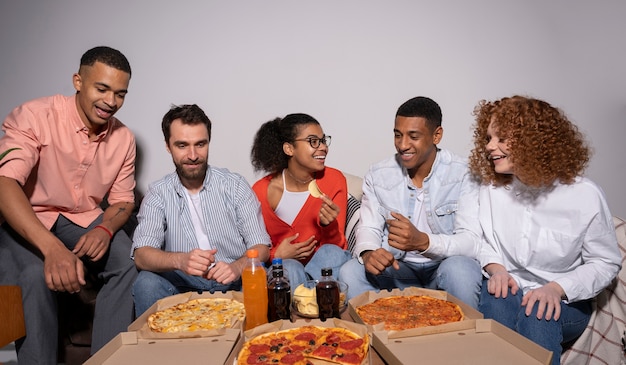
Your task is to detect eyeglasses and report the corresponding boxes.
[292,135,332,148]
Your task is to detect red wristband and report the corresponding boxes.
[94,225,113,239]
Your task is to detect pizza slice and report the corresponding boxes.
[307,328,368,365]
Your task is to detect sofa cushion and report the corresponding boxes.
[343,172,363,201]
[342,172,363,255]
[346,194,361,254]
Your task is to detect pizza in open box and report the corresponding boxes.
[147,297,245,333]
[238,325,368,365]
[355,295,463,331]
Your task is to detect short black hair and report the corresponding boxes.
[396,96,442,131]
[162,104,212,143]
[80,46,131,77]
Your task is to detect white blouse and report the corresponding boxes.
[478,177,621,302]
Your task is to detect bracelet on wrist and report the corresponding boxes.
[94,225,113,240]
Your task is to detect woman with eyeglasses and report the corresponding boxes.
[250,113,350,289]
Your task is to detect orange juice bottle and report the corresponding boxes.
[242,249,268,330]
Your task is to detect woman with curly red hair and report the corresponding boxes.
[469,95,621,365]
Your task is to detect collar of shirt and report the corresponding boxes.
[172,165,213,198]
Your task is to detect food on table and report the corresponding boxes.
[293,283,319,316]
[238,325,368,365]
[147,298,245,333]
[292,282,347,317]
[355,295,464,331]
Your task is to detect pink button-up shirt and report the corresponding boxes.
[0,94,136,229]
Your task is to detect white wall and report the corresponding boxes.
[1,0,625,218]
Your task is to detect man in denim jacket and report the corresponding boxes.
[339,96,482,308]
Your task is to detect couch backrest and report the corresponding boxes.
[343,172,363,201]
[343,173,363,253]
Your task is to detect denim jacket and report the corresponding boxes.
[353,149,481,262]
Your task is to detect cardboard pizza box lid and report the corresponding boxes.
[85,329,242,365]
[371,319,552,365]
[348,287,482,335]
[128,291,244,339]
[237,318,371,365]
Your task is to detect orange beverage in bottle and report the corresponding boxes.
[242,249,268,330]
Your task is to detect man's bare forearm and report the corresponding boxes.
[99,201,135,234]
[0,176,63,255]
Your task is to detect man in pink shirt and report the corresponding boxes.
[0,46,138,364]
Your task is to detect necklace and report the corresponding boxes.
[285,169,314,185]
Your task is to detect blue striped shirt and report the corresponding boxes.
[131,166,271,263]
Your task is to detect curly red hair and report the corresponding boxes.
[468,95,590,187]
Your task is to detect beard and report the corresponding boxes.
[174,160,208,182]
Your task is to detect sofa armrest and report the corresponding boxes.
[562,216,626,364]
[0,286,25,347]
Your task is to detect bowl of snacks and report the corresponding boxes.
[291,279,348,318]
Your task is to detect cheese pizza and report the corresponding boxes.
[147,297,245,333]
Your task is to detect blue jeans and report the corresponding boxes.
[479,278,592,365]
[282,244,352,289]
[132,270,242,317]
[339,255,482,309]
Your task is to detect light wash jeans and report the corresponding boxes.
[132,270,241,317]
[282,244,352,289]
[339,255,482,309]
[478,278,591,365]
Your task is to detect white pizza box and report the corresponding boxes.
[348,287,482,335]
[128,291,245,339]
[237,318,372,365]
[372,318,553,365]
[85,329,242,365]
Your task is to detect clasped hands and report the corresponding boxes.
[182,248,238,285]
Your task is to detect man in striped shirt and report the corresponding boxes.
[130,104,271,316]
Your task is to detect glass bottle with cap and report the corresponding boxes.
[315,267,340,320]
[267,263,291,321]
[267,258,289,280]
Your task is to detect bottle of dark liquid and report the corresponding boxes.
[267,266,291,321]
[267,258,289,281]
[316,267,340,321]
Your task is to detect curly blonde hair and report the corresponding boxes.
[468,95,590,187]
